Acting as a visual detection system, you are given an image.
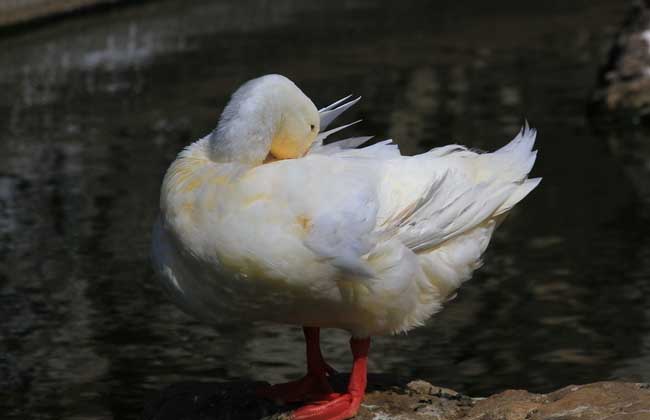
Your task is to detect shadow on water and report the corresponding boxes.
[1,1,649,418]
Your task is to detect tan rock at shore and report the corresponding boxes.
[143,376,650,420]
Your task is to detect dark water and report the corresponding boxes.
[2,1,650,418]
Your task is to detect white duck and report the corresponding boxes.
[152,74,540,420]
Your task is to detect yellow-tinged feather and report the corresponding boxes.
[269,121,315,159]
[270,134,307,159]
[296,215,312,231]
[243,193,271,207]
[210,175,230,185]
[180,202,195,213]
[181,178,202,193]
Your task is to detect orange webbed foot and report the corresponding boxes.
[290,336,370,420]
[291,392,363,420]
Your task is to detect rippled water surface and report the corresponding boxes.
[2,1,650,418]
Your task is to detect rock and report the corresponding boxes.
[591,0,650,123]
[143,377,650,420]
[467,382,650,420]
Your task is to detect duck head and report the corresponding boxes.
[209,74,320,164]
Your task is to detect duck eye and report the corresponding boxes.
[310,124,315,131]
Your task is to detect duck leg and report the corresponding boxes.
[291,336,370,420]
[256,327,338,403]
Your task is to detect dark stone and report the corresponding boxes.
[591,0,650,124]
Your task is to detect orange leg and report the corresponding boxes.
[291,336,370,420]
[256,327,338,403]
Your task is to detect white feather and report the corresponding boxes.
[318,96,362,130]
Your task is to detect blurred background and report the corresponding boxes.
[1,1,650,419]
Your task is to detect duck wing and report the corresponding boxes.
[241,154,384,279]
[308,123,540,255]
[381,124,540,253]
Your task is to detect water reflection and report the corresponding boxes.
[0,1,647,419]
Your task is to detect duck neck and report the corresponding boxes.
[208,95,280,165]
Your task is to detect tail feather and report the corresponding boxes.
[491,123,540,213]
[382,123,540,253]
[493,123,538,181]
[496,177,541,215]
[496,122,537,155]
